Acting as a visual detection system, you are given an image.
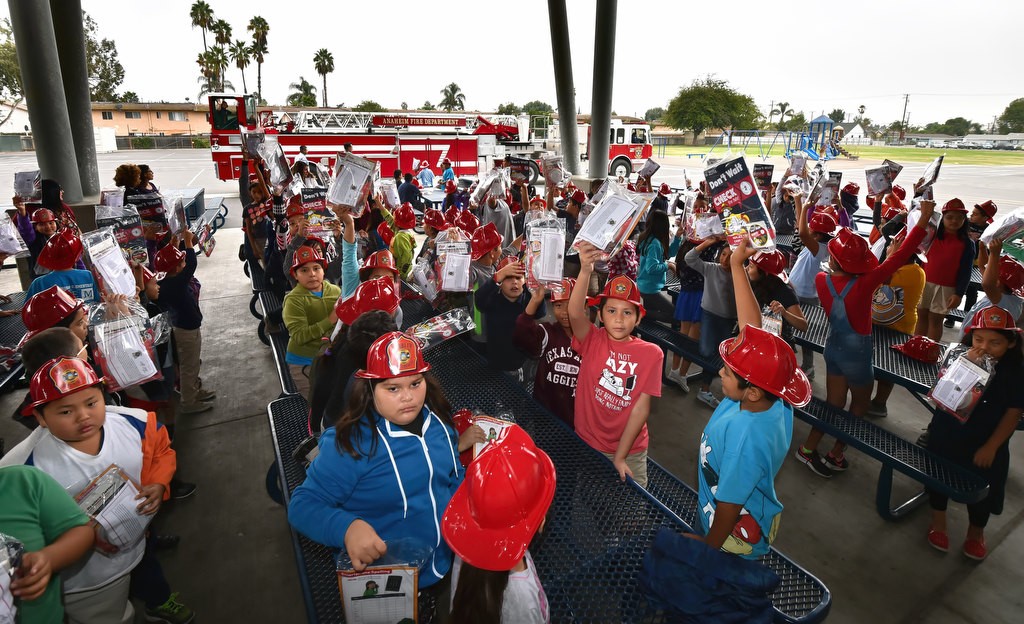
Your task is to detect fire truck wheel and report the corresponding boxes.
[611,157,632,179]
[528,161,540,185]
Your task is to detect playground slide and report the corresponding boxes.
[802,146,820,160]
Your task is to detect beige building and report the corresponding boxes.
[91,102,210,136]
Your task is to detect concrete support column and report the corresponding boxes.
[51,0,100,197]
[587,0,617,180]
[547,0,580,175]
[7,0,83,202]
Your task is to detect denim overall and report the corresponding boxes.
[823,275,874,386]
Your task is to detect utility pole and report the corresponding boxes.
[767,100,774,127]
[899,93,909,143]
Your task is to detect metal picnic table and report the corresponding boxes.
[0,292,27,394]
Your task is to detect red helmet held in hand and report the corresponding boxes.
[154,244,185,274]
[356,331,431,379]
[827,227,878,274]
[19,286,83,348]
[470,222,502,261]
[377,221,395,246]
[891,185,906,201]
[394,203,417,230]
[335,278,401,325]
[719,325,812,406]
[37,228,83,271]
[28,356,103,411]
[549,277,576,303]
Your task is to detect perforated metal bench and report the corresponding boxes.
[257,290,283,347]
[795,398,989,520]
[0,292,26,394]
[203,196,228,232]
[635,319,723,374]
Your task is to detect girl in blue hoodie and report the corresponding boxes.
[288,332,482,588]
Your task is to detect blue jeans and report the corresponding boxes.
[699,309,737,384]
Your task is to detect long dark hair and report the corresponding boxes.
[334,373,453,459]
[637,210,670,260]
[40,179,62,210]
[936,212,970,244]
[750,269,788,307]
[451,563,510,623]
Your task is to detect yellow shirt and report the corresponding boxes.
[872,263,926,335]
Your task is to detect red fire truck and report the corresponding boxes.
[207,93,652,183]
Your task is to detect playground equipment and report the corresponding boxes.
[701,118,859,163]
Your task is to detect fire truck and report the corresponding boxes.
[206,93,652,184]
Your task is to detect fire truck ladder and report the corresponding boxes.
[294,111,377,132]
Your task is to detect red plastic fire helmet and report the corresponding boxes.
[808,211,838,234]
[454,210,480,235]
[891,185,906,201]
[550,277,576,303]
[866,195,876,210]
[571,190,587,205]
[359,250,400,282]
[444,180,457,194]
[470,222,502,261]
[444,206,461,225]
[827,227,878,274]
[974,200,998,223]
[419,160,429,170]
[412,178,422,189]
[19,286,83,348]
[718,325,812,406]
[394,203,417,230]
[37,227,83,271]
[658,183,671,195]
[586,275,646,317]
[942,198,967,214]
[153,244,185,274]
[494,256,518,274]
[289,245,325,276]
[30,208,56,224]
[335,277,401,326]
[423,208,448,231]
[998,255,1024,297]
[841,182,860,197]
[529,197,547,210]
[750,249,789,280]
[881,204,902,221]
[442,425,556,572]
[355,331,431,379]
[891,335,942,364]
[286,195,305,220]
[28,356,103,412]
[966,304,1022,333]
[376,221,394,246]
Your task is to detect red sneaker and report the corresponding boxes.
[927,529,949,552]
[962,538,987,561]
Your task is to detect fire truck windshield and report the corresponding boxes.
[211,97,239,131]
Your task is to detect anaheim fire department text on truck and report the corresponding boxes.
[206,93,652,184]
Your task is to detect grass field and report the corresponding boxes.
[661,143,1024,166]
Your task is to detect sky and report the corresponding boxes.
[4,0,1022,128]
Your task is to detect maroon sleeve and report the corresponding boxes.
[513,314,547,358]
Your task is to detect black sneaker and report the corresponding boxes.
[916,430,930,448]
[170,479,197,500]
[944,318,955,328]
[152,534,181,551]
[824,451,850,472]
[795,448,833,478]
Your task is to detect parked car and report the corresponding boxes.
[916,140,929,148]
[959,141,979,149]
[930,140,947,148]
[981,141,994,149]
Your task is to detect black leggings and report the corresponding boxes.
[928,491,991,528]
[641,291,675,325]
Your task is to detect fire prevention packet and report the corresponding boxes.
[336,538,433,624]
[704,156,776,250]
[74,464,152,556]
[927,344,995,423]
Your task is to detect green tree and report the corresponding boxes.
[83,13,125,101]
[354,100,386,112]
[828,108,846,124]
[287,77,317,107]
[313,48,334,108]
[422,101,436,110]
[664,76,760,141]
[644,107,665,122]
[208,46,229,92]
[439,82,465,112]
[770,101,793,130]
[229,40,250,93]
[496,102,521,115]
[998,98,1024,133]
[400,101,408,110]
[0,19,22,126]
[197,75,233,99]
[247,16,270,100]
[779,112,807,133]
[521,100,554,119]
[189,1,214,52]
[939,117,974,136]
[119,91,139,103]
[211,19,231,47]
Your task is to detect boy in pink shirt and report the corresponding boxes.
[568,242,664,487]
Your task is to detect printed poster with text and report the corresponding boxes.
[705,157,776,250]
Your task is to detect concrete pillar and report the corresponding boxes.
[547,0,580,175]
[7,0,84,202]
[51,0,100,197]
[588,0,617,180]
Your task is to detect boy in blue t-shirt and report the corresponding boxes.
[26,228,99,303]
[695,237,812,559]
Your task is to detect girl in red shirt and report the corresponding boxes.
[796,200,936,477]
[916,199,976,341]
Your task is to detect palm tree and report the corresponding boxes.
[211,19,232,48]
[196,51,217,86]
[197,75,234,99]
[189,1,214,52]
[207,47,229,92]
[287,77,317,107]
[771,101,793,130]
[439,82,465,112]
[247,16,270,100]
[313,48,334,108]
[858,104,866,116]
[229,40,251,93]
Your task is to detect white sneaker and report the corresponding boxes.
[667,369,690,393]
[696,390,720,409]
